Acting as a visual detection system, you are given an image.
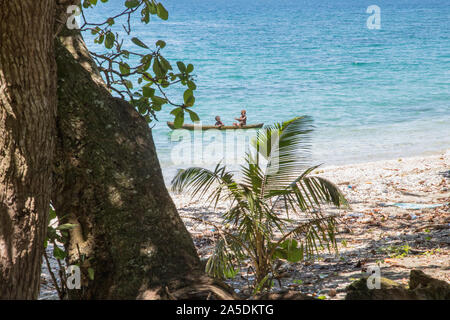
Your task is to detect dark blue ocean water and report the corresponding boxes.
[83,0,450,180]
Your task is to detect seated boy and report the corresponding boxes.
[233,110,247,127]
[215,115,224,127]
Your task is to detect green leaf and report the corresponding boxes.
[48,208,56,221]
[83,0,91,8]
[160,57,172,72]
[137,102,147,114]
[170,107,183,116]
[56,223,78,231]
[53,245,67,260]
[95,34,104,44]
[140,55,152,72]
[125,0,140,8]
[152,59,163,78]
[274,239,304,262]
[156,3,169,20]
[91,26,101,35]
[142,9,150,23]
[148,1,157,14]
[151,95,166,105]
[281,238,298,249]
[131,37,149,49]
[223,266,239,278]
[142,86,155,97]
[105,32,115,49]
[88,268,95,280]
[121,50,130,59]
[186,63,194,73]
[124,80,133,89]
[141,54,152,64]
[46,228,57,240]
[287,247,303,263]
[253,274,270,294]
[183,89,193,104]
[142,72,153,82]
[187,80,196,90]
[156,40,166,49]
[176,61,186,73]
[186,109,200,122]
[119,62,130,75]
[173,110,185,128]
[185,96,195,107]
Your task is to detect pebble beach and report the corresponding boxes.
[174,149,450,299]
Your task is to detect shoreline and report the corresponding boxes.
[316,148,450,171]
[169,148,450,198]
[161,146,450,185]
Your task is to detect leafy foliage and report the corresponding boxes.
[76,0,198,127]
[44,207,94,299]
[172,117,348,292]
[44,207,76,299]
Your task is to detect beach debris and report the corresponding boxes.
[409,213,418,220]
[392,203,444,210]
[440,170,450,178]
[348,213,364,218]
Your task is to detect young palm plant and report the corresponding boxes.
[171,116,348,292]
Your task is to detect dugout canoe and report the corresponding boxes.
[167,122,264,130]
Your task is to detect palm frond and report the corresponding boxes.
[260,116,314,196]
[304,176,348,208]
[270,215,338,262]
[240,152,265,195]
[271,166,348,213]
[206,238,242,279]
[171,163,238,207]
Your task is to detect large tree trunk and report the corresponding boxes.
[53,28,234,299]
[0,1,56,299]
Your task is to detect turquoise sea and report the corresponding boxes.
[84,0,450,181]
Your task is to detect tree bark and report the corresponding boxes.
[0,1,56,299]
[53,28,234,299]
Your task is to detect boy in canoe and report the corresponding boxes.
[233,110,247,127]
[215,115,224,128]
